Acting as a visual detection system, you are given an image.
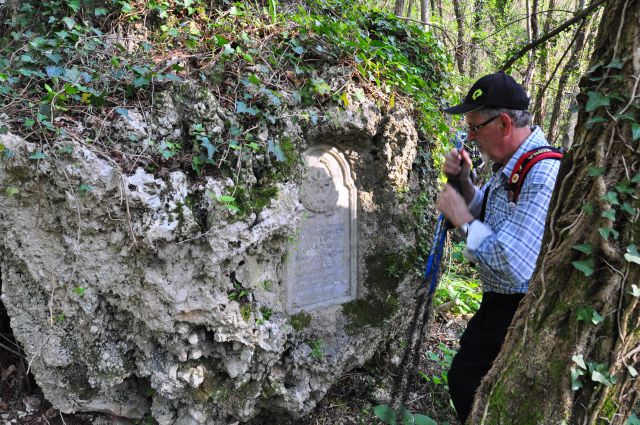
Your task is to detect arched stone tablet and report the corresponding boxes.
[286,144,357,313]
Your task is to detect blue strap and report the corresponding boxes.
[424,214,448,296]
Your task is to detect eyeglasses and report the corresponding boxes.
[465,114,500,134]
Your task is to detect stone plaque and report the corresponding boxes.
[286,144,357,314]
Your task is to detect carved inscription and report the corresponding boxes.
[286,145,357,313]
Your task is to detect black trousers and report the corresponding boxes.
[448,291,525,424]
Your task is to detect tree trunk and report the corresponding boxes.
[469,0,640,422]
[548,0,591,144]
[406,0,415,17]
[421,0,430,26]
[523,0,539,90]
[452,0,465,74]
[532,0,558,125]
[394,0,406,16]
[469,0,484,78]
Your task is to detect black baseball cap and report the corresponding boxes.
[443,71,530,114]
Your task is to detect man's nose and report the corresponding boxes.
[466,131,476,142]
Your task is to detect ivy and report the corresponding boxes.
[572,258,595,276]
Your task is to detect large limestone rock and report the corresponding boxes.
[0,80,436,424]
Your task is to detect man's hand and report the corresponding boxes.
[436,184,475,228]
[443,148,472,183]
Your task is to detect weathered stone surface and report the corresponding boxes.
[0,78,432,424]
[286,144,358,313]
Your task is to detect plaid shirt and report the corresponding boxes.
[465,126,560,294]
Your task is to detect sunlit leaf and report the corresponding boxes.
[572,259,595,276]
[632,123,640,142]
[585,92,610,112]
[572,244,593,255]
[572,354,586,369]
[624,245,640,265]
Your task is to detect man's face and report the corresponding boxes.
[465,111,504,163]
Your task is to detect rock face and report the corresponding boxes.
[0,80,434,424]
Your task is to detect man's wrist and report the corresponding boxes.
[460,219,475,237]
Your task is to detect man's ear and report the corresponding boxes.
[499,113,511,134]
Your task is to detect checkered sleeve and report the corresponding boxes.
[467,159,560,293]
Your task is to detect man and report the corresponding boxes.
[436,71,561,424]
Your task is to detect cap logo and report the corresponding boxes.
[472,89,483,100]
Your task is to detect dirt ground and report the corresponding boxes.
[1,299,466,425]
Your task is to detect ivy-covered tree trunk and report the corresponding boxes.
[469,0,640,423]
[452,0,465,74]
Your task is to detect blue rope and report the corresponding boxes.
[424,214,448,296]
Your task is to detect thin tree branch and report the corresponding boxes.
[500,0,607,71]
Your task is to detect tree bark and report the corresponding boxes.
[394,0,406,16]
[547,0,591,143]
[470,0,640,422]
[523,0,539,90]
[421,0,430,26]
[532,0,558,124]
[406,0,415,17]
[452,0,465,74]
[469,0,484,78]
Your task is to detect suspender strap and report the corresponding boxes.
[480,146,562,221]
[507,146,563,203]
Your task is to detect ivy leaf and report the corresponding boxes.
[586,116,607,129]
[29,152,48,160]
[66,0,81,12]
[570,367,584,391]
[236,101,258,115]
[373,405,398,425]
[582,203,594,215]
[200,136,217,161]
[629,284,640,298]
[572,244,593,255]
[632,123,640,142]
[598,227,619,241]
[572,259,595,276]
[601,191,619,205]
[605,58,623,69]
[632,174,640,184]
[591,370,614,387]
[576,307,593,323]
[601,209,616,221]
[62,16,76,30]
[572,354,587,369]
[628,413,640,425]
[413,414,437,425]
[45,66,63,78]
[588,166,605,176]
[624,245,640,265]
[268,140,285,161]
[621,202,636,215]
[95,7,108,16]
[615,181,635,194]
[591,310,604,325]
[585,92,610,112]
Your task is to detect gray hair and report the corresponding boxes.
[477,107,531,128]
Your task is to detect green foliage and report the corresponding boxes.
[571,355,616,390]
[373,404,437,425]
[72,286,87,297]
[240,304,252,321]
[422,342,456,390]
[436,241,481,315]
[290,311,312,331]
[228,282,251,302]
[307,338,324,359]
